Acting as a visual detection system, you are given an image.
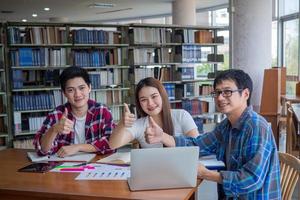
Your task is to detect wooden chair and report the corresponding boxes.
[279,152,300,200]
[286,102,300,157]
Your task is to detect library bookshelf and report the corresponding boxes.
[127,23,226,132]
[2,22,228,148]
[0,33,11,150]
[4,22,130,148]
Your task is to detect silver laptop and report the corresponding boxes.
[128,146,199,191]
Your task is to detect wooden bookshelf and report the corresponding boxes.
[128,23,226,132]
[0,31,11,149]
[260,67,286,146]
[5,22,130,146]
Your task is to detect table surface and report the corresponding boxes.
[0,149,200,200]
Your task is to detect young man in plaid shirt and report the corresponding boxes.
[146,69,281,199]
[34,66,115,157]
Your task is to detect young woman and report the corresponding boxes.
[34,66,115,157]
[109,77,199,149]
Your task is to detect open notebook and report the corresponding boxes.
[27,152,96,162]
[96,152,130,165]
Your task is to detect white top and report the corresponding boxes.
[126,109,197,148]
[74,115,87,144]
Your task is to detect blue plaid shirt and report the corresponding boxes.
[175,106,281,199]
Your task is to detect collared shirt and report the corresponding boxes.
[175,106,281,199]
[34,99,115,155]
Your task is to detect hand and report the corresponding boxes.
[145,116,164,144]
[55,108,74,135]
[197,164,209,179]
[122,103,135,127]
[57,145,79,157]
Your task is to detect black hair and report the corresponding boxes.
[59,66,91,91]
[213,69,253,106]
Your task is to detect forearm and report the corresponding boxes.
[40,125,59,152]
[161,132,176,147]
[200,169,223,184]
[75,143,97,152]
[108,123,132,149]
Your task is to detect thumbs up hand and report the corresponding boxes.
[122,103,136,127]
[55,107,74,135]
[145,116,164,144]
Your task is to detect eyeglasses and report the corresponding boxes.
[210,89,243,98]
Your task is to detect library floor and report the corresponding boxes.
[196,132,299,200]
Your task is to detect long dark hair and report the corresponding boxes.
[135,77,174,136]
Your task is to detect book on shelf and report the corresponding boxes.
[8,26,67,45]
[97,152,130,165]
[194,30,213,44]
[13,138,35,149]
[72,29,121,44]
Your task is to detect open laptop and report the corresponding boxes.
[128,146,199,191]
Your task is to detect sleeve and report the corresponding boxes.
[179,109,197,133]
[33,112,61,156]
[220,123,274,196]
[175,126,221,156]
[91,107,116,154]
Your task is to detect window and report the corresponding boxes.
[279,0,299,16]
[217,30,229,70]
[272,21,278,66]
[212,8,229,26]
[283,19,299,94]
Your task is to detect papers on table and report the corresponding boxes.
[198,155,225,170]
[27,152,96,162]
[96,152,130,165]
[75,163,130,180]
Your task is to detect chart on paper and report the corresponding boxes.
[75,164,130,180]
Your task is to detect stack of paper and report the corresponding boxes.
[198,155,225,170]
[27,152,96,162]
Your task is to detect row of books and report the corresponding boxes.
[8,27,67,45]
[133,68,155,84]
[72,29,121,44]
[13,93,56,111]
[72,49,122,67]
[89,90,123,106]
[182,99,205,116]
[163,83,176,100]
[10,48,67,66]
[129,28,172,44]
[129,28,223,45]
[88,70,122,88]
[12,70,60,89]
[174,45,204,63]
[130,45,213,64]
[159,67,195,81]
[28,116,46,132]
[13,138,34,149]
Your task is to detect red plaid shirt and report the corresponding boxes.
[34,99,115,155]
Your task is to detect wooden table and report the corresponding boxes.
[0,149,201,200]
[291,103,300,135]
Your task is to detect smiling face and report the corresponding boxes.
[138,86,163,117]
[214,79,249,123]
[63,77,91,111]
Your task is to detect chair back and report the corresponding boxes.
[279,152,300,200]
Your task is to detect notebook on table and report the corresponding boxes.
[128,146,199,191]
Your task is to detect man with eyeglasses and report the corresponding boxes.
[146,69,281,199]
